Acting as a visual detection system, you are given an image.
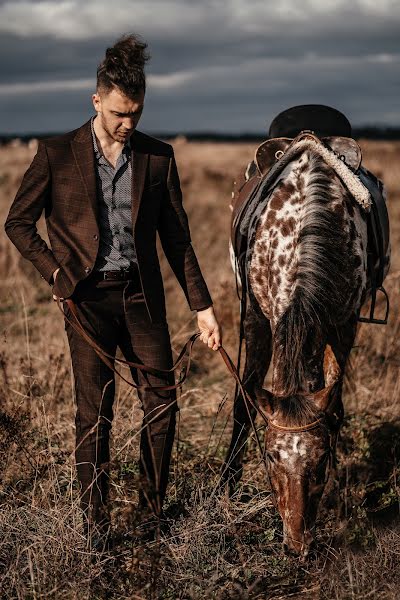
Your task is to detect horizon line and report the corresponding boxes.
[1,125,400,142]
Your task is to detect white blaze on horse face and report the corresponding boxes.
[267,427,329,554]
[271,433,314,474]
[292,434,308,457]
[248,151,368,327]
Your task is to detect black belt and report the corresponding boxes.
[91,266,138,281]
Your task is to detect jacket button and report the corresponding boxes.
[85,267,91,274]
[93,234,99,240]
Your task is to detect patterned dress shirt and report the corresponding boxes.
[91,117,137,271]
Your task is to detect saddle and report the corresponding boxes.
[231,129,390,324]
[255,135,362,176]
[231,132,364,257]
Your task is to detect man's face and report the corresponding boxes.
[92,86,145,143]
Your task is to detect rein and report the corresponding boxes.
[57,297,338,482]
[57,298,200,393]
[57,296,270,474]
[58,297,267,422]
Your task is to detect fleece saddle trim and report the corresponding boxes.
[255,134,372,211]
[255,136,362,177]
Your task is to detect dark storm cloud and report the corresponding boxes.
[143,53,400,133]
[0,35,102,83]
[0,0,399,133]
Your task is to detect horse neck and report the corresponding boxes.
[271,297,327,396]
[249,151,366,397]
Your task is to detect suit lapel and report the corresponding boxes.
[131,133,149,231]
[71,120,97,219]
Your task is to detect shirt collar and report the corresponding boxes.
[90,116,131,160]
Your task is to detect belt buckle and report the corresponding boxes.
[104,271,116,281]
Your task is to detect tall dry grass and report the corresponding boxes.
[0,139,399,599]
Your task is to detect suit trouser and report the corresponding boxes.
[63,272,176,530]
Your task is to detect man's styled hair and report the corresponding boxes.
[97,34,150,98]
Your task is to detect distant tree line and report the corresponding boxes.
[1,126,400,145]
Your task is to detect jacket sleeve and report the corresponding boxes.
[157,151,212,311]
[4,141,60,284]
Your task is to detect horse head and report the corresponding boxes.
[256,346,342,558]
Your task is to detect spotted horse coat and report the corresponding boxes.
[222,142,369,558]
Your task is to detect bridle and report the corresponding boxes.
[265,385,343,486]
[266,380,342,432]
[268,419,324,433]
[57,296,272,475]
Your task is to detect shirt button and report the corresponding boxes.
[85,267,91,274]
[93,234,99,240]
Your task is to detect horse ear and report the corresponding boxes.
[324,344,341,386]
[314,344,341,411]
[255,387,274,418]
[312,385,332,411]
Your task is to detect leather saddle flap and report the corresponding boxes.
[255,138,292,176]
[323,136,362,171]
[358,167,390,287]
[231,176,261,257]
[255,135,362,176]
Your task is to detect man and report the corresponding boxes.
[5,34,221,546]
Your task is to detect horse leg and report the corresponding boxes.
[327,314,358,426]
[221,302,272,494]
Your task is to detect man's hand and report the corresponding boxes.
[197,306,222,351]
[52,268,63,301]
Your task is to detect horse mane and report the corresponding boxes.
[273,394,323,428]
[273,152,353,397]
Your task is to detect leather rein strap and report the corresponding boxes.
[59,296,267,419]
[58,297,334,438]
[57,297,270,472]
[58,298,200,393]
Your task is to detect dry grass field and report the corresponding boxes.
[0,138,399,599]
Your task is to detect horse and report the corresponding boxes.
[221,118,382,558]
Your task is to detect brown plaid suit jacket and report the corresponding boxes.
[5,120,212,321]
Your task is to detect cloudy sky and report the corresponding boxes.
[0,0,399,135]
